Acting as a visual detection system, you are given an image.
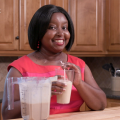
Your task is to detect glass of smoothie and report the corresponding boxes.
[55,68,74,104]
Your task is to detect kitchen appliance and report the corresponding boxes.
[7,76,56,120]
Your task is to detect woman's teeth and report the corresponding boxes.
[55,40,63,43]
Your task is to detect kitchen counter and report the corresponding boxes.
[10,106,120,120]
[0,92,3,103]
[102,88,120,99]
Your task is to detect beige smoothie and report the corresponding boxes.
[27,102,49,120]
[57,80,72,104]
[20,79,51,120]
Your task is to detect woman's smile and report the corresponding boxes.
[53,39,65,46]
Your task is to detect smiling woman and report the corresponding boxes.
[2,4,107,119]
[28,5,74,52]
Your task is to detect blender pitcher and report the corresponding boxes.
[7,76,56,120]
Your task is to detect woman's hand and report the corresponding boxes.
[51,81,66,96]
[61,62,82,87]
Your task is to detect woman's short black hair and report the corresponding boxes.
[28,4,74,51]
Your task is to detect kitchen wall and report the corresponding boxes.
[0,57,18,92]
[0,57,120,92]
[81,57,120,89]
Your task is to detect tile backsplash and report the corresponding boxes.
[0,57,18,92]
[81,57,120,89]
[0,56,120,92]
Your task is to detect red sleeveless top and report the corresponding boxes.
[8,54,85,114]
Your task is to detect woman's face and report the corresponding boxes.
[41,12,70,54]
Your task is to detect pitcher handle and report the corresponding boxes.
[7,77,14,110]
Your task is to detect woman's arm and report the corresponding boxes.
[76,64,107,110]
[2,67,22,119]
[65,63,107,110]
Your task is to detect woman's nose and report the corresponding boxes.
[56,28,64,36]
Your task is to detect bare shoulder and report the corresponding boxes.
[7,67,22,78]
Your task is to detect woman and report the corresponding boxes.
[2,4,107,119]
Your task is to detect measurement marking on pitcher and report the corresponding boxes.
[19,86,29,117]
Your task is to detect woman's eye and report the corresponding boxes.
[48,26,56,30]
[62,26,68,30]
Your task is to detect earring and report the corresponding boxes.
[37,41,39,49]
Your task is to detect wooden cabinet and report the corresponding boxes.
[0,0,106,57]
[67,0,105,56]
[0,0,68,56]
[1,0,120,56]
[0,0,19,52]
[19,0,68,51]
[107,98,120,108]
[80,102,90,112]
[106,0,120,55]
[0,103,3,120]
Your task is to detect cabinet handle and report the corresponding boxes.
[15,36,19,40]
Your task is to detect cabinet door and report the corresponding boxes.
[0,0,19,51]
[68,0,105,54]
[107,98,120,108]
[80,102,91,111]
[19,0,68,51]
[106,0,120,52]
[0,103,3,120]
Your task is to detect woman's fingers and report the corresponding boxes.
[52,81,67,87]
[51,86,65,95]
[61,62,80,72]
[52,85,65,92]
[51,81,66,95]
